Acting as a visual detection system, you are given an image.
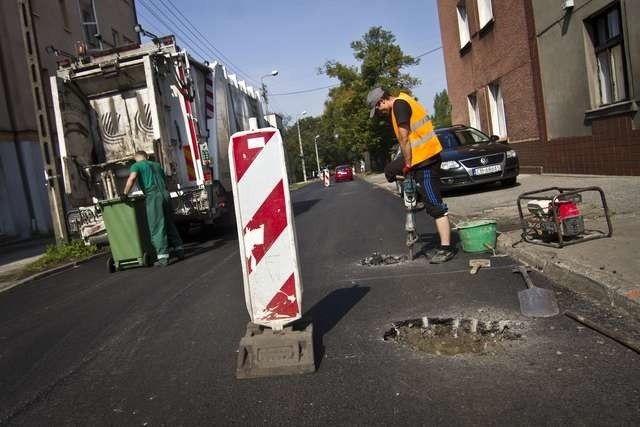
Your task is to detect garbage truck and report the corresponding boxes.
[49,36,267,243]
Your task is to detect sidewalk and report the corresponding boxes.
[0,238,51,292]
[364,173,640,317]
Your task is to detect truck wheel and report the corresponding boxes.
[107,256,116,273]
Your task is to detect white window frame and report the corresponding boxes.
[456,5,471,49]
[77,0,102,50]
[589,5,628,106]
[488,82,507,139]
[467,93,481,130]
[477,0,494,30]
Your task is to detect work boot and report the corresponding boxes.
[174,247,185,260]
[430,247,455,264]
[154,257,170,267]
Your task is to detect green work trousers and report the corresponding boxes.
[145,190,183,260]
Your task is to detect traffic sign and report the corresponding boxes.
[229,128,303,330]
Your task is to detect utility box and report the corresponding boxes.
[99,196,155,272]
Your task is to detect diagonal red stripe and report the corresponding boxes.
[232,130,276,181]
[261,273,299,321]
[244,180,287,274]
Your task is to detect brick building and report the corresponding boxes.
[437,0,639,176]
[0,0,139,239]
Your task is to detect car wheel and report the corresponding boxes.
[502,177,517,186]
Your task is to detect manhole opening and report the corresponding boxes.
[361,252,408,266]
[383,317,522,356]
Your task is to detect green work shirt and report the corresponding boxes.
[130,160,167,193]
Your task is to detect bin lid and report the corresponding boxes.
[97,194,145,207]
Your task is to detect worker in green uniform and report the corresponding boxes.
[123,150,184,266]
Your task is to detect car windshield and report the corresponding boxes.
[336,166,350,171]
[437,128,491,149]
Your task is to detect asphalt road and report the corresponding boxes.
[1,178,639,426]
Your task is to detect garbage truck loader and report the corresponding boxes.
[49,36,266,243]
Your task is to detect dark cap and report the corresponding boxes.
[366,87,385,118]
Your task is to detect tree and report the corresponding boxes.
[318,27,421,169]
[431,89,452,128]
[281,27,422,173]
[282,115,323,182]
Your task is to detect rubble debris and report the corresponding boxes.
[360,252,408,266]
[383,317,523,356]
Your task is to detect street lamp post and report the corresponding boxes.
[314,134,321,177]
[296,111,308,182]
[260,69,278,113]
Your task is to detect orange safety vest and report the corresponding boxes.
[391,92,442,167]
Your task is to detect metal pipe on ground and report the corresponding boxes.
[565,311,640,355]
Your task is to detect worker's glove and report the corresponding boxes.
[402,163,412,176]
[119,193,129,202]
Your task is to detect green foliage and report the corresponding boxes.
[282,27,421,173]
[282,116,324,182]
[25,240,98,273]
[431,89,452,128]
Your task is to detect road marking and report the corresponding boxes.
[342,264,520,283]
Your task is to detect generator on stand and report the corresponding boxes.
[516,187,613,248]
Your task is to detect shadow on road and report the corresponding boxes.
[176,224,238,261]
[293,199,320,217]
[297,284,370,369]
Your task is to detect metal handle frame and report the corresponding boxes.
[516,186,613,248]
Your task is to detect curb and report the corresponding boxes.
[496,232,640,319]
[0,252,107,294]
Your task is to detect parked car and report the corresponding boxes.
[435,125,519,190]
[335,165,354,182]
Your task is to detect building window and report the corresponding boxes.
[59,0,70,30]
[112,29,120,47]
[477,0,493,29]
[488,82,507,138]
[456,4,471,49]
[78,0,101,49]
[588,5,627,106]
[467,93,481,130]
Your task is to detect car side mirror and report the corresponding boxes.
[490,135,500,142]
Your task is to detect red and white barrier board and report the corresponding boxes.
[323,169,330,187]
[229,128,303,330]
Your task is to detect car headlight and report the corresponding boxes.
[440,161,460,170]
[506,150,517,158]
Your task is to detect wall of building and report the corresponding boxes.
[0,0,138,238]
[519,0,640,175]
[437,0,542,143]
[533,0,640,139]
[513,115,640,175]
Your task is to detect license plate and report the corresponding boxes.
[474,164,502,175]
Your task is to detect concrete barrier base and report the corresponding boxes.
[236,322,315,379]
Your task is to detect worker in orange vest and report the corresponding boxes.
[367,87,454,263]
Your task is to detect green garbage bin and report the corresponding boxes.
[99,196,155,272]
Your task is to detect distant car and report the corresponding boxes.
[435,125,519,190]
[334,165,354,182]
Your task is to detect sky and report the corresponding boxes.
[135,0,448,119]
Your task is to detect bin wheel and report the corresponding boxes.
[143,252,151,267]
[107,256,116,273]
